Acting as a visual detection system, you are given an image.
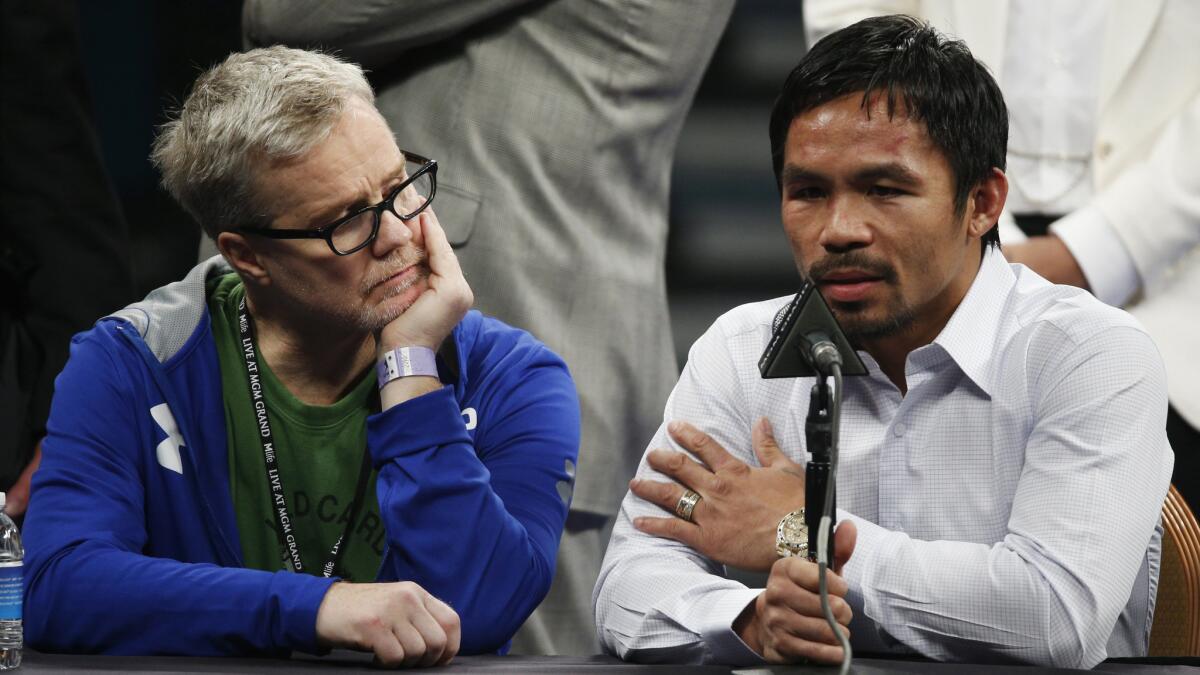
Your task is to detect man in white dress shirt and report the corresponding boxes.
[805,0,1200,519]
[593,15,1174,669]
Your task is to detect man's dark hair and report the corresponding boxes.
[769,15,1007,249]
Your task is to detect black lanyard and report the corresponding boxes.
[236,296,372,578]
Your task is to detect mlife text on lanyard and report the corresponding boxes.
[236,296,373,578]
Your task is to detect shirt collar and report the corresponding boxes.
[928,247,1014,397]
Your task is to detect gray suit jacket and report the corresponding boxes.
[244,0,734,514]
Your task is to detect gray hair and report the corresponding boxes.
[151,46,375,240]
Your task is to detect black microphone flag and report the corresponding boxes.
[758,279,868,379]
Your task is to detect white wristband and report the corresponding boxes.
[376,346,438,389]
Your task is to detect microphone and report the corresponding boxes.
[807,335,843,375]
[758,279,867,379]
[757,278,862,675]
[757,277,865,564]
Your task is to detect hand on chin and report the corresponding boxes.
[376,215,472,353]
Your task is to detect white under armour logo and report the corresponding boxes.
[461,407,478,431]
[150,403,184,474]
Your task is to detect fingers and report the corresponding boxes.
[764,634,849,665]
[644,448,713,493]
[419,210,458,276]
[763,610,851,647]
[404,606,448,667]
[380,209,471,351]
[667,421,741,473]
[419,211,473,304]
[758,558,854,665]
[766,572,853,627]
[752,417,787,468]
[833,520,858,574]
[423,594,461,665]
[629,476,699,516]
[318,582,461,669]
[631,512,702,545]
[389,622,429,668]
[370,588,459,668]
[363,619,407,668]
[775,556,849,599]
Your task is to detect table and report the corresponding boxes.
[21,650,1199,674]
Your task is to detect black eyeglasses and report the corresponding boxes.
[236,152,438,256]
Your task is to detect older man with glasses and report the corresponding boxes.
[22,46,580,667]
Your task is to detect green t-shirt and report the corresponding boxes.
[209,273,383,581]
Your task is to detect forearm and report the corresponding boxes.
[840,513,1084,665]
[844,324,1171,667]
[594,318,773,662]
[1049,208,1139,304]
[243,0,539,68]
[25,540,332,655]
[839,505,1160,669]
[594,493,763,665]
[370,385,573,653]
[1093,94,1200,286]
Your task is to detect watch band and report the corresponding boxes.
[376,346,438,389]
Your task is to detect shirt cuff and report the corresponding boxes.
[270,570,339,654]
[835,511,899,649]
[835,510,890,590]
[698,587,766,665]
[1050,205,1141,306]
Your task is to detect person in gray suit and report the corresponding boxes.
[242,1,734,655]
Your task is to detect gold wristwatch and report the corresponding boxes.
[775,508,808,558]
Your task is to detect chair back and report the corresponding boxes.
[1149,483,1200,656]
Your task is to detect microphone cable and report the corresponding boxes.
[815,362,852,675]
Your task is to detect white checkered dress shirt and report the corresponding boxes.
[594,250,1174,668]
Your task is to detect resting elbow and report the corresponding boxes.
[1047,615,1121,671]
[457,550,556,654]
[1042,631,1090,670]
[1037,599,1112,669]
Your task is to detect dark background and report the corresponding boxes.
[77,0,240,297]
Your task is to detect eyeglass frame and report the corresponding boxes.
[234,152,438,256]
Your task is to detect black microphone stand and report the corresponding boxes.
[805,378,834,563]
[804,363,852,675]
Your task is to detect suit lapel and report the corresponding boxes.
[1099,0,1163,111]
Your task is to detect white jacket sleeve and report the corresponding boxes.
[1094,94,1200,293]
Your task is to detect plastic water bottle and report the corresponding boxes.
[0,492,22,670]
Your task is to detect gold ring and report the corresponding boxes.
[675,489,701,522]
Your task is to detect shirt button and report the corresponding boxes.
[1097,141,1113,160]
[893,423,906,437]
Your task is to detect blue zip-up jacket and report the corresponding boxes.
[23,257,580,656]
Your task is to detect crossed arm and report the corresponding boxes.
[595,312,1172,668]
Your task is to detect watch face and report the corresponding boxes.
[781,515,806,545]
